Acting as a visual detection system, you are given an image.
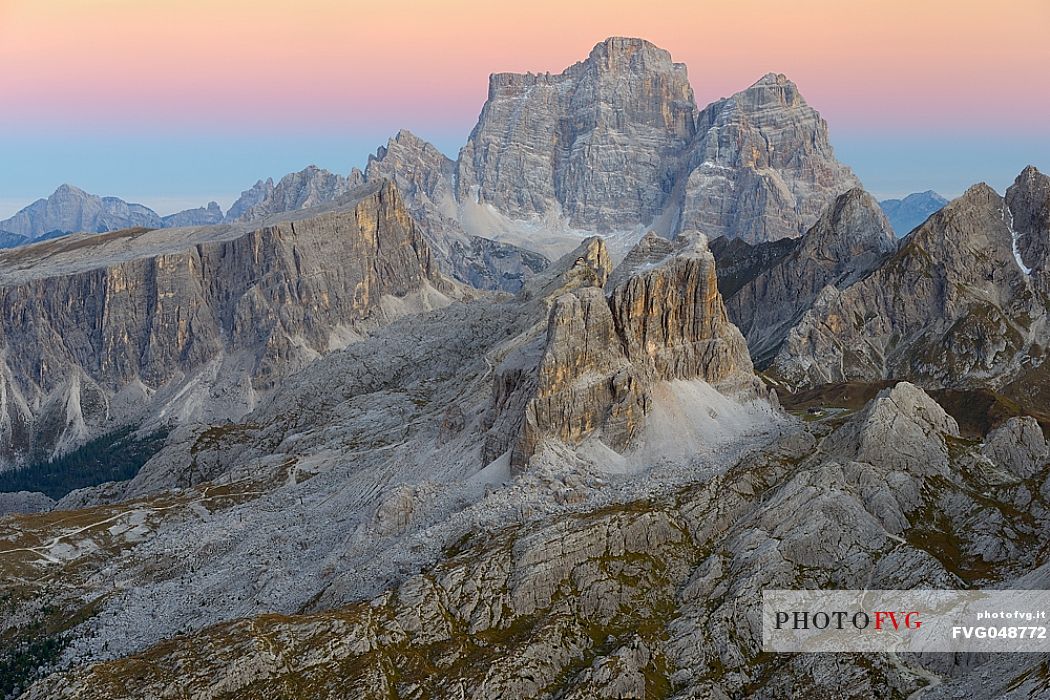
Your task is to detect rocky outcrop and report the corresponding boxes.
[366,130,458,238]
[608,233,752,382]
[678,73,862,243]
[486,232,756,470]
[227,165,364,223]
[447,235,550,291]
[773,170,1049,388]
[518,287,649,462]
[880,190,948,236]
[1005,165,1050,272]
[160,201,224,228]
[822,381,960,474]
[0,489,54,515]
[0,180,449,467]
[481,237,615,464]
[457,37,696,231]
[366,130,550,292]
[980,416,1049,479]
[723,188,896,365]
[223,178,273,222]
[24,380,1050,700]
[0,185,164,239]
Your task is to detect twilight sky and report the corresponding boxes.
[1,0,1048,218]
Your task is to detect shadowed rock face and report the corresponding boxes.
[457,37,697,231]
[0,180,447,467]
[773,169,1050,389]
[1006,165,1050,273]
[722,187,896,366]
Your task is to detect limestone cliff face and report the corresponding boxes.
[452,40,856,245]
[678,73,862,243]
[457,37,697,230]
[486,233,755,471]
[773,171,1049,389]
[0,180,446,466]
[608,234,752,382]
[366,130,551,292]
[481,237,615,465]
[723,188,896,366]
[517,287,649,464]
[1006,165,1050,273]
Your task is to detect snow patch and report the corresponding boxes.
[1003,204,1032,275]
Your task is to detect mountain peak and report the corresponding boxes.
[393,128,421,144]
[738,72,802,107]
[1017,164,1044,183]
[752,71,792,87]
[53,183,89,198]
[808,187,895,251]
[960,182,1001,204]
[588,36,665,58]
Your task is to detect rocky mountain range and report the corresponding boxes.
[0,180,454,471]
[0,35,1048,700]
[0,230,31,249]
[714,187,898,365]
[774,167,1048,395]
[0,184,226,240]
[879,190,949,235]
[0,37,860,288]
[709,165,1049,416]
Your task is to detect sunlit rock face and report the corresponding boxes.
[678,72,862,244]
[456,37,697,231]
[484,232,757,471]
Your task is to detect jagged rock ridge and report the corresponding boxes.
[719,187,897,366]
[0,185,229,241]
[366,130,551,292]
[773,167,1050,396]
[225,165,364,224]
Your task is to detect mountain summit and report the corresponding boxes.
[879,190,949,235]
[451,38,859,243]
